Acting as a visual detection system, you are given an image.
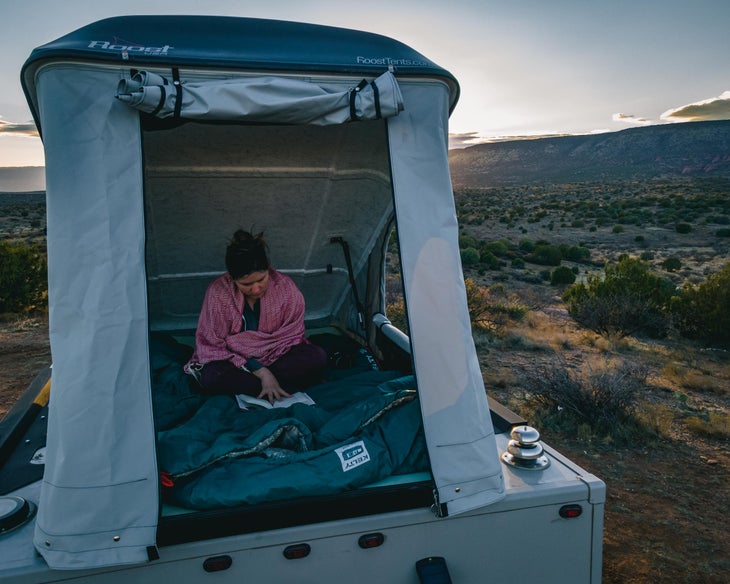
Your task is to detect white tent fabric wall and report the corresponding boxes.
[32,65,158,569]
[29,63,504,570]
[388,82,505,514]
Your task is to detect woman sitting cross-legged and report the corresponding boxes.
[185,229,327,404]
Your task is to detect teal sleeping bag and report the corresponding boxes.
[155,367,429,509]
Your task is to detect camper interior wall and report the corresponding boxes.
[143,120,394,335]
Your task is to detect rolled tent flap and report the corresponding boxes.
[116,70,404,124]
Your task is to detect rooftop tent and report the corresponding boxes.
[21,16,504,570]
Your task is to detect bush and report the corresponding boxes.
[0,241,48,313]
[520,358,648,442]
[563,256,675,338]
[385,299,409,334]
[670,262,730,346]
[708,215,730,225]
[479,250,501,270]
[482,240,509,257]
[612,224,625,233]
[550,265,576,286]
[717,228,730,238]
[662,257,682,272]
[559,244,591,263]
[526,243,562,266]
[518,239,535,253]
[464,278,527,331]
[458,234,479,250]
[675,223,692,234]
[460,247,480,266]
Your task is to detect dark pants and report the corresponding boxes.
[199,343,328,396]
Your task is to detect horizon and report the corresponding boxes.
[3,116,730,192]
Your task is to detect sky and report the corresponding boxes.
[2,0,730,167]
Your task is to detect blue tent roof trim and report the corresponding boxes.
[22,16,459,135]
[23,15,458,84]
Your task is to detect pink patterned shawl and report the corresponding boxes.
[186,268,307,370]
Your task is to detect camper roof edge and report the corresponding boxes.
[21,14,460,135]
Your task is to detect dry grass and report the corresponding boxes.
[457,177,730,583]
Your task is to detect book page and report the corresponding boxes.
[236,392,315,410]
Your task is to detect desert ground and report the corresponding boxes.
[1,180,728,582]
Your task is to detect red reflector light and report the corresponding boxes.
[559,504,583,519]
[203,555,232,572]
[283,543,311,559]
[358,533,385,549]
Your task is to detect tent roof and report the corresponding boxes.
[22,15,459,133]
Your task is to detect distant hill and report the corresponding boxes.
[4,121,730,192]
[448,120,730,188]
[0,167,45,193]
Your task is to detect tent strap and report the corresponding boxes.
[172,68,182,119]
[349,79,368,121]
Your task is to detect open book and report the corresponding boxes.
[235,391,316,411]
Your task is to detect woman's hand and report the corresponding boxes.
[253,367,291,404]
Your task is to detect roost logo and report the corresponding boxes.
[356,55,429,67]
[87,39,174,56]
[335,440,371,472]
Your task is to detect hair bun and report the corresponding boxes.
[226,229,270,278]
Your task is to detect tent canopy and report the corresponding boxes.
[22,16,503,571]
[22,15,459,135]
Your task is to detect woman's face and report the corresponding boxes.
[234,270,270,301]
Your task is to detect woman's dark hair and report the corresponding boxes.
[225,230,270,279]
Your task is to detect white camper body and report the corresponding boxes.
[0,16,604,583]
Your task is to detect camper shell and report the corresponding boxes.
[1,16,604,583]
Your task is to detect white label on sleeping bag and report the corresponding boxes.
[335,440,371,472]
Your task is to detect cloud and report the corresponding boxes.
[449,131,581,149]
[612,113,653,126]
[0,118,39,137]
[449,132,483,149]
[661,91,730,122]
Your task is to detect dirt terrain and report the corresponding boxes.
[456,178,729,583]
[1,182,729,582]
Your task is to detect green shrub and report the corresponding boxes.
[612,224,625,234]
[675,223,692,234]
[511,257,525,269]
[526,243,562,266]
[717,228,730,238]
[640,251,654,261]
[563,256,675,338]
[458,234,479,250]
[0,241,48,313]
[551,265,577,286]
[482,240,509,258]
[662,257,682,272]
[708,215,730,225]
[479,250,501,270]
[460,247,480,266]
[518,239,535,253]
[670,262,730,346]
